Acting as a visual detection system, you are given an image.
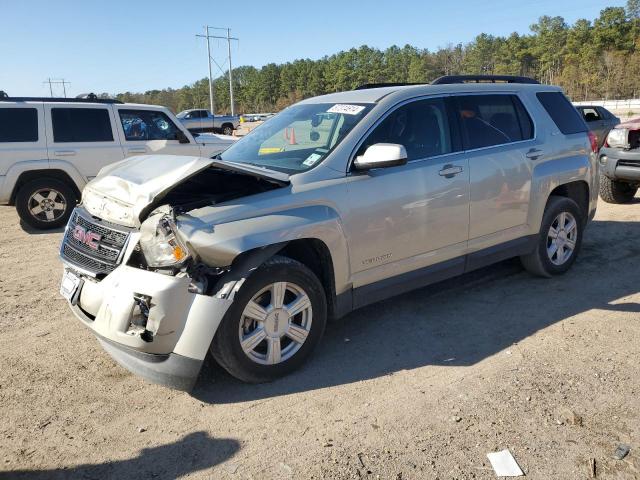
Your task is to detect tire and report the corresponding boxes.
[520,196,583,278]
[211,255,327,383]
[15,177,78,230]
[221,124,233,136]
[599,176,637,204]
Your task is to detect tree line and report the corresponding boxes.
[114,2,640,114]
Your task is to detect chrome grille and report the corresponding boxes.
[60,208,133,276]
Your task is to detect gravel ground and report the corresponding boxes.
[1,197,639,480]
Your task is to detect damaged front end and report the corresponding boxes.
[59,155,289,390]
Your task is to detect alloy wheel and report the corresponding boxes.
[239,281,313,365]
[28,188,67,222]
[547,211,578,266]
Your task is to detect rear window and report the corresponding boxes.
[537,92,587,135]
[52,108,114,143]
[0,108,38,142]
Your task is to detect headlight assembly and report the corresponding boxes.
[606,128,629,149]
[139,214,190,268]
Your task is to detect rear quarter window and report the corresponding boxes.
[536,92,587,135]
[0,108,38,142]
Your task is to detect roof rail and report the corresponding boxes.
[0,94,123,104]
[431,75,540,85]
[355,82,426,90]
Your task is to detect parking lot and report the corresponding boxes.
[1,196,639,479]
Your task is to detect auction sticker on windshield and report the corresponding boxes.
[303,153,323,167]
[327,104,366,115]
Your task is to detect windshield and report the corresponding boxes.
[220,102,373,173]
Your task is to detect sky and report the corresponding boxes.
[0,0,625,97]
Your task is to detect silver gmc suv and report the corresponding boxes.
[58,75,599,390]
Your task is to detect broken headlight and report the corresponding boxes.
[139,214,190,268]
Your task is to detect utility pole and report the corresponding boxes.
[196,26,215,114]
[196,26,239,115]
[43,78,70,97]
[226,28,235,116]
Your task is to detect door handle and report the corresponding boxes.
[526,148,543,160]
[128,148,147,154]
[438,165,463,178]
[53,150,76,156]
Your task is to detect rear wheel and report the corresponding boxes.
[221,124,234,136]
[599,176,637,204]
[15,177,78,229]
[211,256,327,383]
[521,196,583,278]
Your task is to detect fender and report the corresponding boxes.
[176,204,352,295]
[528,153,592,232]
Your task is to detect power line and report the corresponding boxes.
[43,78,70,97]
[196,26,239,115]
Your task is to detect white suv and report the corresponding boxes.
[0,93,237,229]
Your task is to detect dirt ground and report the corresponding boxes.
[1,197,639,480]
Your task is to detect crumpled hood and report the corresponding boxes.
[82,154,289,227]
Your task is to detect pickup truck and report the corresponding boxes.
[176,109,240,135]
[59,76,598,390]
[0,95,237,229]
[599,118,640,203]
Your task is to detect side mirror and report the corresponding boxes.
[354,143,407,170]
[176,129,191,144]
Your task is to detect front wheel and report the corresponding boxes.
[221,124,234,136]
[211,256,327,383]
[15,177,78,229]
[599,176,637,204]
[520,196,583,278]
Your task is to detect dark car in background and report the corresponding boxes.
[576,105,620,148]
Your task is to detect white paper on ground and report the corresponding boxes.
[486,449,524,477]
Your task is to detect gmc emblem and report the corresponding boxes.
[72,225,101,250]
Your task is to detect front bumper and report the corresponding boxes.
[63,264,234,391]
[600,147,640,183]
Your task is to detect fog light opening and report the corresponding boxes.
[128,294,152,337]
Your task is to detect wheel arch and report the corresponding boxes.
[212,238,342,321]
[548,180,590,223]
[10,168,82,205]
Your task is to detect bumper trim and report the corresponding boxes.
[98,337,203,391]
[71,303,203,391]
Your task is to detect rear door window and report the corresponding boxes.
[537,92,587,135]
[118,109,181,141]
[357,97,455,161]
[580,107,602,123]
[0,108,38,142]
[51,108,114,143]
[454,94,534,150]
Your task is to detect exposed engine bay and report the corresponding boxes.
[161,166,284,214]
